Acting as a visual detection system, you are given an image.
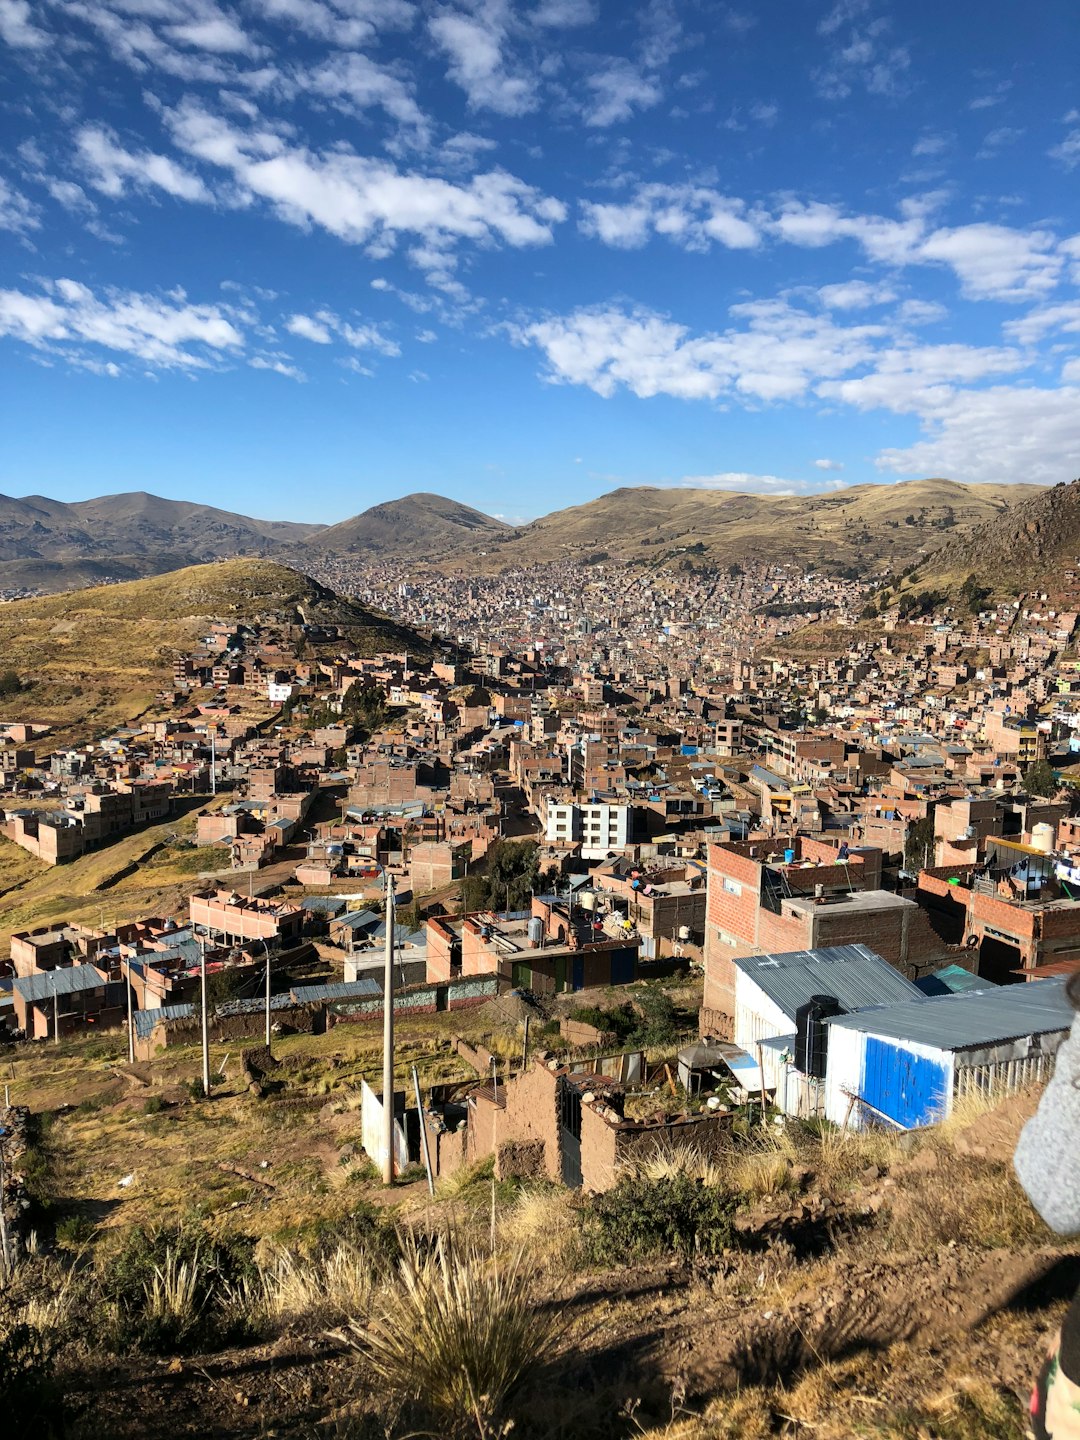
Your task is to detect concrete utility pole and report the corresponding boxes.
[199,935,211,1097]
[382,872,396,1186]
[210,727,217,796]
[263,939,272,1052]
[52,976,59,1047]
[126,960,134,1064]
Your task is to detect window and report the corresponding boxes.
[723,877,742,897]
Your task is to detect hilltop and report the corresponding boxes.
[302,491,511,560]
[0,491,323,593]
[474,478,1033,576]
[0,558,428,734]
[910,475,1080,598]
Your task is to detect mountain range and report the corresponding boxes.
[0,478,1047,594]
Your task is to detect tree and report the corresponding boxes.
[461,839,540,913]
[1024,759,1058,799]
[0,669,22,698]
[904,815,936,872]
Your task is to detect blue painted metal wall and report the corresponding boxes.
[860,1035,949,1128]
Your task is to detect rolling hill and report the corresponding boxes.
[470,478,1036,576]
[0,491,325,592]
[0,558,429,736]
[301,491,511,560]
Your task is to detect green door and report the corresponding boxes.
[512,961,532,989]
[554,955,567,993]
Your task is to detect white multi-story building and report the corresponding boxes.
[544,800,631,859]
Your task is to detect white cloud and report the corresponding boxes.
[258,0,414,46]
[429,2,538,116]
[164,99,565,278]
[1004,301,1080,346]
[817,279,896,309]
[878,384,1080,487]
[582,59,661,126]
[1050,129,1080,169]
[814,458,844,471]
[531,0,595,24]
[0,0,48,48]
[285,312,333,344]
[912,132,949,157]
[515,299,884,403]
[677,472,808,495]
[0,277,245,370]
[285,307,399,355]
[918,224,1060,301]
[295,51,429,139]
[814,14,911,101]
[817,341,1025,413]
[76,124,212,202]
[580,184,761,251]
[0,175,40,234]
[166,13,260,56]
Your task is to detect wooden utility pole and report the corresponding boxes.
[382,872,396,1186]
[52,977,59,1047]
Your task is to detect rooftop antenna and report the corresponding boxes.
[382,871,397,1186]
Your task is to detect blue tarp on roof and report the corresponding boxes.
[915,964,993,998]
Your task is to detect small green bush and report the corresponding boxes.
[98,1223,256,1354]
[583,1173,736,1265]
[143,1095,165,1115]
[54,1214,96,1251]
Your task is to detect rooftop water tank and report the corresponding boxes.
[1031,822,1055,854]
[527,916,545,947]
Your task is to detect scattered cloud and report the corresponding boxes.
[0,277,245,370]
[878,383,1080,486]
[0,0,49,49]
[514,298,885,402]
[581,59,662,126]
[429,1,538,117]
[814,457,844,470]
[676,472,824,496]
[0,174,40,234]
[76,124,212,203]
[531,0,596,25]
[817,279,897,309]
[1050,127,1080,170]
[163,99,566,284]
[579,184,761,250]
[285,308,399,354]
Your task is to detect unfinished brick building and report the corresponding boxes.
[703,836,946,1035]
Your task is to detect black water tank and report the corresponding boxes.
[794,993,844,1079]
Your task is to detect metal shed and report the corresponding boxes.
[823,976,1073,1130]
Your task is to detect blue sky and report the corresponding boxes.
[1,0,1079,525]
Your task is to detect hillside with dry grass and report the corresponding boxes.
[0,559,429,737]
[464,478,1034,577]
[0,978,1073,1440]
[909,475,1080,599]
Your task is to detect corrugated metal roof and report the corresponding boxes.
[290,978,381,1003]
[826,976,1073,1050]
[13,966,108,1003]
[734,944,922,1020]
[134,1003,195,1038]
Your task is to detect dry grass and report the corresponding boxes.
[623,1143,728,1189]
[497,1186,579,1270]
[237,1243,378,1329]
[334,1232,551,1439]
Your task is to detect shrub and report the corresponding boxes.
[238,1243,378,1332]
[99,1223,255,1354]
[583,1173,736,1266]
[143,1095,165,1115]
[54,1215,96,1251]
[335,1233,548,1439]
